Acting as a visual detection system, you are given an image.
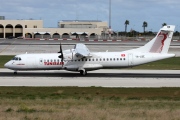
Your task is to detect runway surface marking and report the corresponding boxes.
[0,40,16,53]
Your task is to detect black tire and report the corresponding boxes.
[80,70,83,75]
[80,70,87,75]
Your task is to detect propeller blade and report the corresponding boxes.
[58,42,64,67]
[58,54,63,58]
[58,43,62,53]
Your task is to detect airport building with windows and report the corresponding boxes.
[0,16,109,39]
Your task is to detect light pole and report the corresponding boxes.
[109,0,111,29]
[133,25,135,38]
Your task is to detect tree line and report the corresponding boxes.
[122,20,179,37]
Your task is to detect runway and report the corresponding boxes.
[0,69,180,87]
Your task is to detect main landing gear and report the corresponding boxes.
[80,70,87,76]
[14,71,17,74]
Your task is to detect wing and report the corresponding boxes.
[74,43,92,58]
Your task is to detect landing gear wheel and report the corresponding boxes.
[80,70,87,76]
[84,71,87,75]
[14,71,17,74]
[80,70,83,75]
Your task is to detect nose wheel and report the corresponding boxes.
[80,70,87,75]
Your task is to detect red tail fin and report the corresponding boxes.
[149,32,169,53]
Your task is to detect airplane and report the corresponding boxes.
[4,25,175,75]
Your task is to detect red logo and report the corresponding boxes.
[121,54,126,57]
[44,62,64,66]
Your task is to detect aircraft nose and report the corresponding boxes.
[4,62,9,68]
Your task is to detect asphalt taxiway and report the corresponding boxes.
[0,69,179,87]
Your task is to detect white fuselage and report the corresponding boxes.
[4,52,175,72]
[4,25,176,75]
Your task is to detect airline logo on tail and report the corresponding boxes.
[149,32,168,53]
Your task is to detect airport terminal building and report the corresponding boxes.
[0,18,109,39]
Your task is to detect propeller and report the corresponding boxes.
[71,49,73,60]
[58,42,64,67]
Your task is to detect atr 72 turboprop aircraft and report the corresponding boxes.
[4,25,175,75]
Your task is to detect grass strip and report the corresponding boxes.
[132,57,180,70]
[0,87,180,119]
[0,87,180,100]
[0,55,14,68]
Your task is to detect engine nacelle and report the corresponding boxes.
[63,49,83,60]
[64,65,79,71]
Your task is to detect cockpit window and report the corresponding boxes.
[12,57,22,61]
[12,57,16,60]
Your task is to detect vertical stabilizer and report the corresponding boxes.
[149,25,175,53]
[136,25,175,53]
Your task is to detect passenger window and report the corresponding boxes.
[117,58,119,60]
[110,58,112,61]
[96,59,98,61]
[82,59,84,61]
[19,58,22,61]
[54,59,56,62]
[107,58,109,61]
[51,60,53,62]
[100,59,101,61]
[120,58,122,60]
[89,59,91,61]
[92,59,94,61]
[44,60,46,62]
[47,60,49,62]
[113,58,115,61]
[124,58,126,60]
[15,57,18,61]
[103,58,105,61]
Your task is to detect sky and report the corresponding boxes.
[0,0,180,32]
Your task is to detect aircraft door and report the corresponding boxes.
[128,53,133,66]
